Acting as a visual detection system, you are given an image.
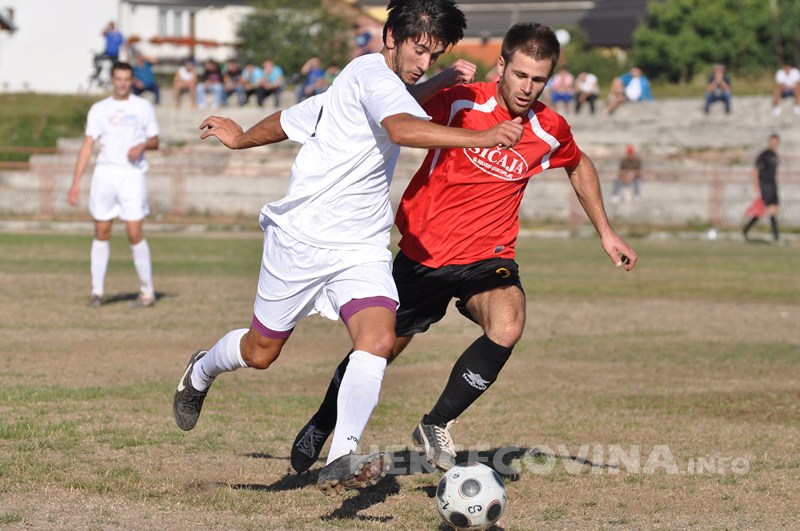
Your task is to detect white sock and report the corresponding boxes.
[191,328,248,391]
[326,350,386,464]
[130,239,154,298]
[90,239,110,296]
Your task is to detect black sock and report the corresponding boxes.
[425,335,513,427]
[743,216,759,235]
[770,216,779,241]
[312,350,352,432]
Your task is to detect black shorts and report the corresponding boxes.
[393,251,524,336]
[760,183,779,206]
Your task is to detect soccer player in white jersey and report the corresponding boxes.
[68,62,160,308]
[290,22,638,474]
[172,0,525,496]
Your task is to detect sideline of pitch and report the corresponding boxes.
[2,219,795,245]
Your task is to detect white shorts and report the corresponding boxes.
[89,166,149,222]
[254,219,398,333]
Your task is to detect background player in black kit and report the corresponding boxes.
[743,134,782,243]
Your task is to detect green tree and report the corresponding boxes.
[631,0,800,82]
[237,0,354,80]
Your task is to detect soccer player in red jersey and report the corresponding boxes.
[290,22,638,473]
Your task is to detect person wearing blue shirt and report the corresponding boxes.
[132,54,160,105]
[606,67,652,115]
[258,59,285,107]
[296,56,326,103]
[93,21,126,74]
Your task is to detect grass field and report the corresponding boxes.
[1,230,798,529]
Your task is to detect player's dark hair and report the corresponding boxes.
[111,61,134,75]
[382,0,466,50]
[501,23,561,72]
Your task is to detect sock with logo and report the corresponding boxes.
[312,350,352,433]
[326,350,386,464]
[191,328,248,391]
[424,335,512,427]
[90,239,110,296]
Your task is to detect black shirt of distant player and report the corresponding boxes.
[755,149,778,186]
[755,148,779,206]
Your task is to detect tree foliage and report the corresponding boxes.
[631,0,800,82]
[237,0,355,79]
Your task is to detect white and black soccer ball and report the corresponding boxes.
[435,462,506,530]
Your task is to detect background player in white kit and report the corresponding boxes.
[68,61,160,308]
[172,0,524,497]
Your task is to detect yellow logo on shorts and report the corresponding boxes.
[495,267,511,279]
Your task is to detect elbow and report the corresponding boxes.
[386,128,410,146]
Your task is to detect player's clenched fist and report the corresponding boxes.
[444,59,477,85]
[482,116,524,149]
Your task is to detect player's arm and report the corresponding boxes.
[751,164,761,197]
[408,59,476,105]
[566,151,638,271]
[199,111,288,149]
[127,136,159,163]
[382,113,523,150]
[68,136,95,206]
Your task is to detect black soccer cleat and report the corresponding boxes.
[317,451,390,497]
[291,418,333,473]
[173,349,210,431]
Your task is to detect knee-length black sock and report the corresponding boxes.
[743,216,759,236]
[425,335,512,427]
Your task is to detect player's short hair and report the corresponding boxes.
[501,23,561,73]
[382,0,466,50]
[111,61,134,76]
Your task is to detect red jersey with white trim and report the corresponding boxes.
[396,81,582,267]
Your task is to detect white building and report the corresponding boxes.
[0,0,250,94]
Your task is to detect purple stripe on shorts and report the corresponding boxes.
[251,315,293,340]
[340,296,398,325]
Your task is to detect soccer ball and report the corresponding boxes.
[435,462,506,530]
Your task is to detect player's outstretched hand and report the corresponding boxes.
[601,232,638,271]
[483,116,524,149]
[199,116,244,149]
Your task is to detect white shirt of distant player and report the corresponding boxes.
[269,53,430,252]
[625,76,643,101]
[577,72,599,95]
[85,94,160,172]
[775,67,800,88]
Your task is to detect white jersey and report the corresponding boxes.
[268,53,429,253]
[85,94,160,172]
[775,67,800,88]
